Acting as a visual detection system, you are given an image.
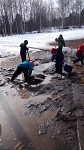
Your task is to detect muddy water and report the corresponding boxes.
[0,59,70,150]
[0,86,69,150]
[1,52,81,150]
[33,62,53,85]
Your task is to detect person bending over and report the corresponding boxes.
[73,44,84,65]
[11,60,34,82]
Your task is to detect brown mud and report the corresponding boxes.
[49,38,84,49]
[0,39,84,150]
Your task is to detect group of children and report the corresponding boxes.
[51,35,84,75]
[11,35,84,82]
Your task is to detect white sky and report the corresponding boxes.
[0,28,84,57]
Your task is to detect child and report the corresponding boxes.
[51,48,64,74]
[55,34,65,52]
[20,40,30,62]
[11,60,34,82]
[73,43,84,65]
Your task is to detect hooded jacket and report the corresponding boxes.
[20,43,28,57]
[76,44,84,57]
[18,60,33,75]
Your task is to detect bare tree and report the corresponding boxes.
[0,0,6,35]
[22,0,30,33]
[75,0,84,27]
[37,0,44,32]
[0,0,84,35]
[46,0,55,27]
[57,0,70,29]
[69,0,84,27]
[7,0,15,35]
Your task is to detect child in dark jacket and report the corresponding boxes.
[55,34,65,52]
[20,40,30,62]
[51,48,64,74]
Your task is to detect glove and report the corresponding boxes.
[55,38,57,41]
[26,47,29,51]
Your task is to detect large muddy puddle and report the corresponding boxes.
[0,61,66,150]
[0,89,70,150]
[0,56,81,150]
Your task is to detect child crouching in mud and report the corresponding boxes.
[11,60,34,83]
[73,43,84,66]
[51,48,64,75]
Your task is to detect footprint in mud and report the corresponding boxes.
[14,142,25,150]
[14,141,34,150]
[38,123,49,135]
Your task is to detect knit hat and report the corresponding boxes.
[51,48,57,54]
[24,40,28,45]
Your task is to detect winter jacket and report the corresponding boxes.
[76,44,84,57]
[20,43,28,57]
[51,49,64,65]
[55,36,65,48]
[18,60,33,75]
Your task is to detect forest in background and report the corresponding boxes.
[0,0,84,36]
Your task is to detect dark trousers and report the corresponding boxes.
[21,55,26,62]
[55,51,63,74]
[11,66,28,82]
[73,54,83,65]
[55,63,62,74]
[59,46,62,53]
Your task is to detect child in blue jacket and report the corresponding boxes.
[11,60,34,82]
[51,48,64,74]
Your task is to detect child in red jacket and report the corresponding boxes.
[73,44,84,65]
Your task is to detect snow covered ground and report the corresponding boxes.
[0,28,84,57]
